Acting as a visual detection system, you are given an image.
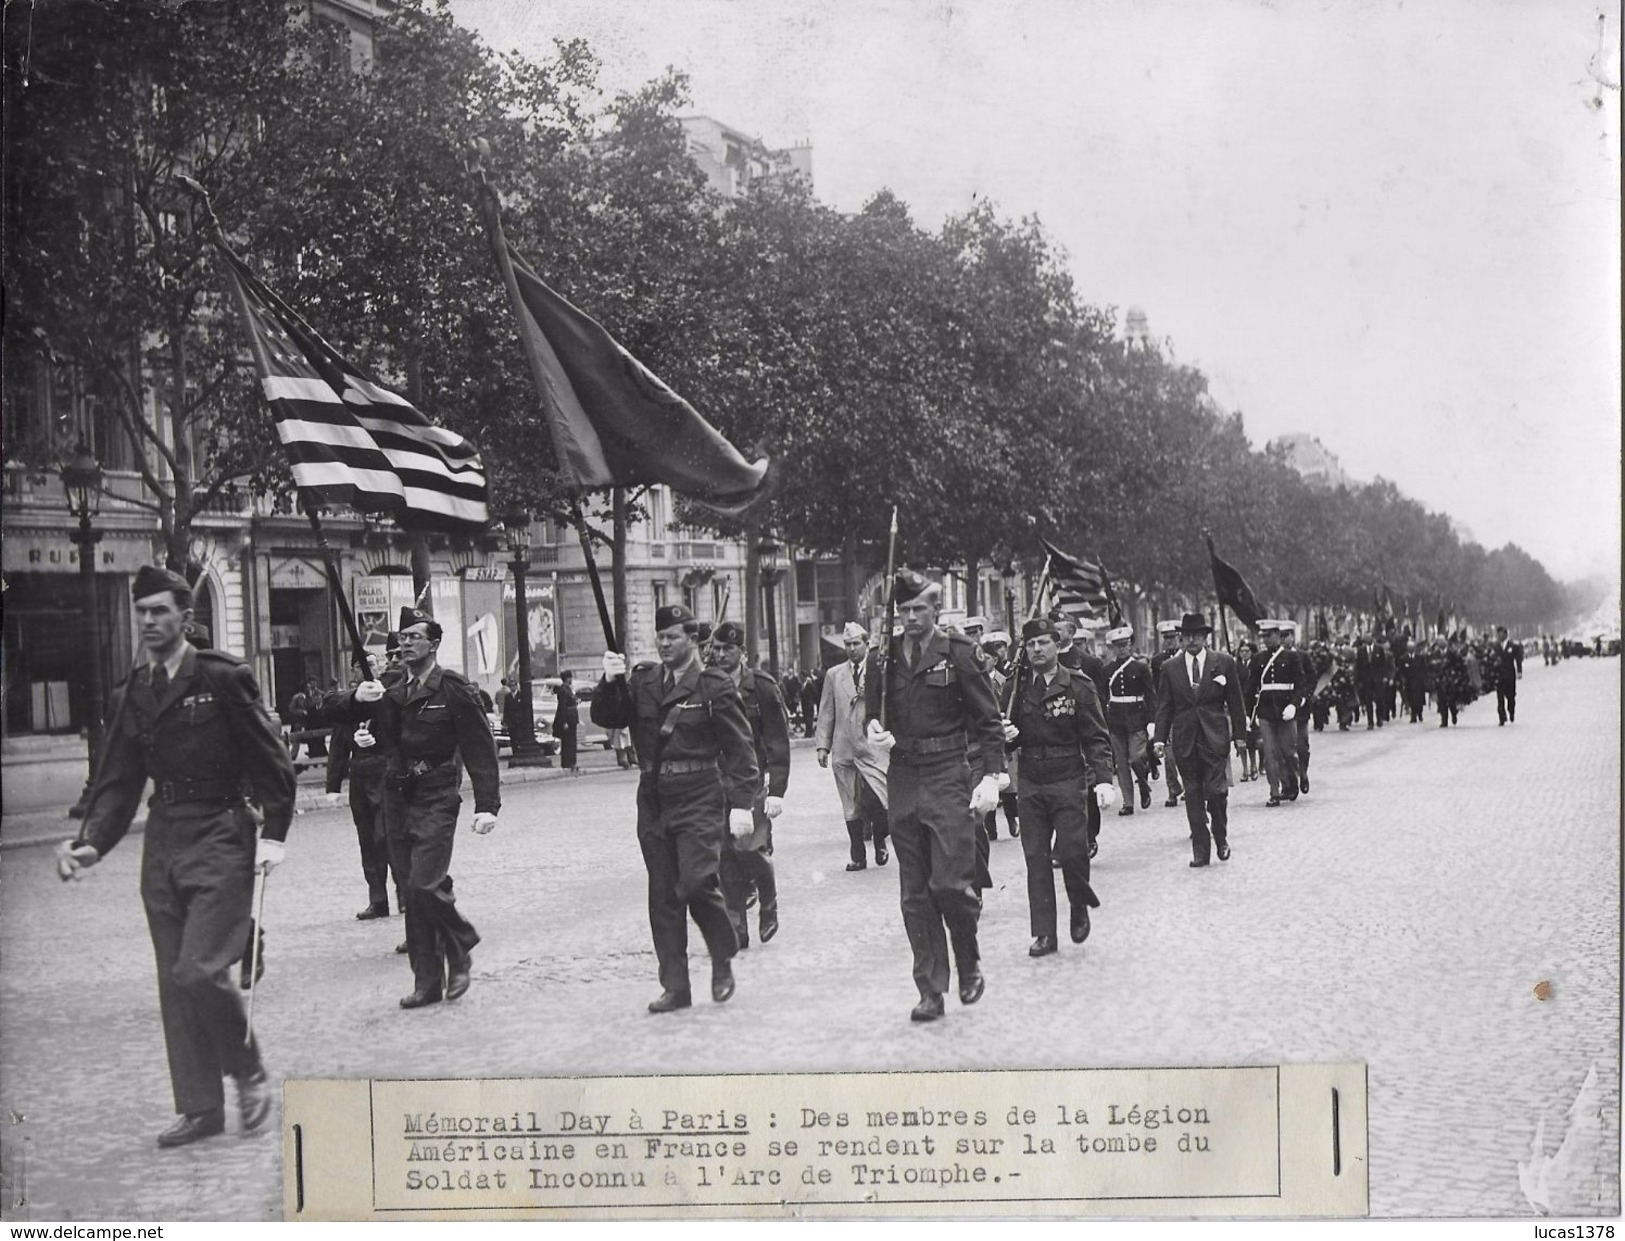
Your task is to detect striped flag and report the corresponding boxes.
[1039,538,1109,619]
[218,246,489,531]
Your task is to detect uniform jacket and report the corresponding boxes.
[371,664,501,815]
[79,643,297,856]
[1153,648,1248,760]
[863,626,1006,779]
[1006,663,1112,786]
[1057,644,1110,706]
[737,667,791,798]
[1103,653,1155,730]
[591,660,760,811]
[1248,645,1306,722]
[1490,639,1523,689]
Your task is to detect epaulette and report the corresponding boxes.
[196,648,248,668]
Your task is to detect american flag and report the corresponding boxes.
[1040,538,1110,619]
[218,246,489,531]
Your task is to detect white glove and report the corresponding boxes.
[602,651,628,680]
[866,720,896,752]
[729,808,755,840]
[763,796,784,819]
[353,722,376,749]
[969,775,1001,816]
[355,680,385,703]
[471,812,498,835]
[1001,718,1020,742]
[995,772,1011,792]
[1282,704,1297,721]
[255,838,286,873]
[55,839,99,882]
[324,791,344,807]
[1094,783,1118,811]
[1152,740,1165,758]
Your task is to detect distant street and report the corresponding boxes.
[0,658,1617,1220]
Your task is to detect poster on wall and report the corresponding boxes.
[503,580,559,682]
[353,577,391,660]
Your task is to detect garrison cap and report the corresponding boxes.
[893,569,941,605]
[385,631,402,654]
[655,603,697,631]
[1022,617,1059,641]
[399,606,434,633]
[712,621,746,646]
[132,565,191,601]
[842,621,868,642]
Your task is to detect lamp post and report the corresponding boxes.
[505,512,549,768]
[1001,561,1018,640]
[757,535,784,677]
[62,443,105,818]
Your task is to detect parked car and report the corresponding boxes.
[530,678,614,750]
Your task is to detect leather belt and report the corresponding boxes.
[895,731,967,757]
[153,777,242,805]
[647,758,716,776]
[1024,745,1081,759]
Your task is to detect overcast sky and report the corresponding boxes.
[452,0,1621,585]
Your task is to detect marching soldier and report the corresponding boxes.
[1001,617,1117,957]
[350,608,500,1008]
[1149,620,1185,804]
[1102,625,1155,814]
[1050,609,1109,852]
[1282,621,1315,793]
[864,570,1006,1023]
[1248,620,1303,806]
[57,565,295,1148]
[592,604,759,1013]
[709,621,789,949]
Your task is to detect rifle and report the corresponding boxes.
[878,507,900,730]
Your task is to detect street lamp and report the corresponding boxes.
[504,511,549,768]
[1001,561,1018,640]
[62,442,105,818]
[757,535,784,677]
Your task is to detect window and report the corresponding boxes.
[652,582,668,612]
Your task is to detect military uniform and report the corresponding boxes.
[1054,622,1108,845]
[714,624,791,949]
[1283,625,1315,792]
[1149,622,1185,804]
[76,571,295,1132]
[1247,624,1303,804]
[1005,625,1113,951]
[363,611,501,1003]
[591,611,759,1005]
[1102,630,1155,813]
[865,572,1005,1015]
[311,666,405,919]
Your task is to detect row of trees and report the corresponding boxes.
[3,0,1568,629]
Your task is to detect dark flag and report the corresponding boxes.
[217,247,489,531]
[1039,538,1110,620]
[502,244,771,515]
[1205,533,1265,630]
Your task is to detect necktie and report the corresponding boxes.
[1188,655,1199,686]
[663,668,675,695]
[908,639,922,670]
[152,664,169,696]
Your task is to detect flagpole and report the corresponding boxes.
[573,504,620,653]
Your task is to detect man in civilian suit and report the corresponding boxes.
[816,621,891,870]
[1151,612,1248,868]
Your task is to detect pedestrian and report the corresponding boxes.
[815,621,891,871]
[301,681,329,758]
[1248,620,1304,806]
[799,667,822,739]
[552,670,580,773]
[56,565,295,1148]
[285,680,309,760]
[591,604,759,1013]
[864,570,1006,1023]
[1150,612,1248,869]
[1234,638,1260,782]
[1000,616,1117,958]
[350,607,500,1009]
[309,650,401,922]
[709,621,789,949]
[1102,625,1155,815]
[1490,625,1523,724]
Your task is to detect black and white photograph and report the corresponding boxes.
[1,0,1619,1227]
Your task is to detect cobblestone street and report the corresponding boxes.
[1,659,1617,1220]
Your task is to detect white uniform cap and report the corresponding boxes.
[1106,625,1134,643]
[1156,620,1179,635]
[984,630,1011,646]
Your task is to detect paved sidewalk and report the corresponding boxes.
[0,663,1616,1220]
